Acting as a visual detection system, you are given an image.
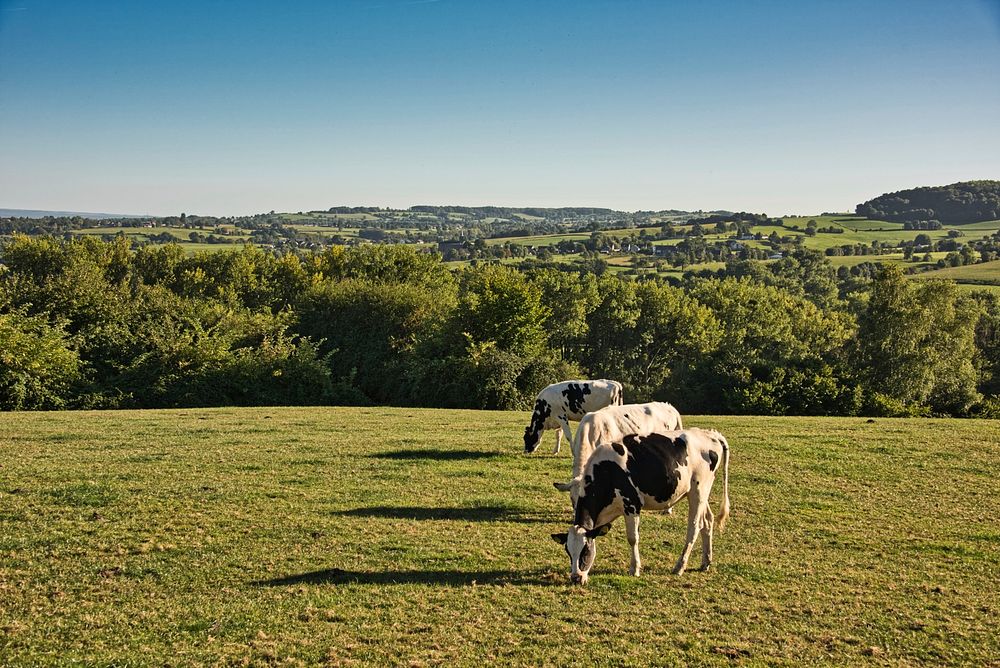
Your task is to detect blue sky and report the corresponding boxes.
[1,0,998,216]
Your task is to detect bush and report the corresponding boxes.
[0,310,82,410]
[970,395,1000,419]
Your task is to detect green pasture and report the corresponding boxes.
[813,216,906,232]
[825,252,950,269]
[486,233,591,247]
[1,408,998,666]
[71,226,175,238]
[294,213,379,222]
[910,259,1000,285]
[946,219,1000,232]
[276,214,322,222]
[71,226,253,242]
[284,225,361,238]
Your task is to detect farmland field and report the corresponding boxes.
[1,408,998,666]
[486,233,591,247]
[953,219,1000,232]
[70,226,252,242]
[909,259,1000,285]
[825,252,949,269]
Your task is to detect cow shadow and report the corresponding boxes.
[331,504,559,524]
[253,567,553,587]
[369,449,500,461]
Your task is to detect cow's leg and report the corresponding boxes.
[699,504,715,571]
[673,484,705,575]
[625,514,641,576]
[555,415,572,455]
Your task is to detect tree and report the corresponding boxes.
[456,265,550,357]
[971,292,1000,398]
[581,279,720,401]
[0,310,82,409]
[295,278,454,404]
[855,266,981,414]
[682,277,857,414]
[529,269,599,358]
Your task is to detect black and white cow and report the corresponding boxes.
[523,380,623,455]
[551,429,731,584]
[552,401,683,497]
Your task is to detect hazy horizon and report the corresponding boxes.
[2,0,998,217]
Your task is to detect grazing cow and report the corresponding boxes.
[552,401,682,496]
[551,429,731,584]
[523,380,623,455]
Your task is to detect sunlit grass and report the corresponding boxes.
[1,408,998,665]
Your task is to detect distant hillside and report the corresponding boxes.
[0,208,146,219]
[314,205,731,219]
[856,180,1000,224]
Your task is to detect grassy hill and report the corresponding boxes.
[909,259,1000,285]
[2,407,998,665]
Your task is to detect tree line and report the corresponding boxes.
[1,235,998,417]
[856,180,1000,224]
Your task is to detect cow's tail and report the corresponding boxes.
[716,434,731,532]
[613,381,624,406]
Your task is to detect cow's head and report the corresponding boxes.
[523,399,551,454]
[551,522,611,585]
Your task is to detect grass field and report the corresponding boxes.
[909,259,1000,285]
[71,226,252,241]
[1,407,998,666]
[953,219,1000,232]
[826,252,952,270]
[284,225,361,238]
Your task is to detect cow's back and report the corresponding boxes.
[559,379,623,421]
[570,401,682,480]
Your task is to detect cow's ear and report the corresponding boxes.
[586,523,612,539]
[550,532,568,545]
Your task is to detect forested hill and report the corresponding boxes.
[856,180,1000,224]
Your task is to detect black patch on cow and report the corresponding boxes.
[577,541,592,570]
[561,383,592,415]
[611,442,626,457]
[523,399,551,450]
[621,432,688,505]
[704,450,719,471]
[575,460,641,528]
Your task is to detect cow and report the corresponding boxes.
[552,401,683,498]
[523,380,623,455]
[551,429,731,584]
